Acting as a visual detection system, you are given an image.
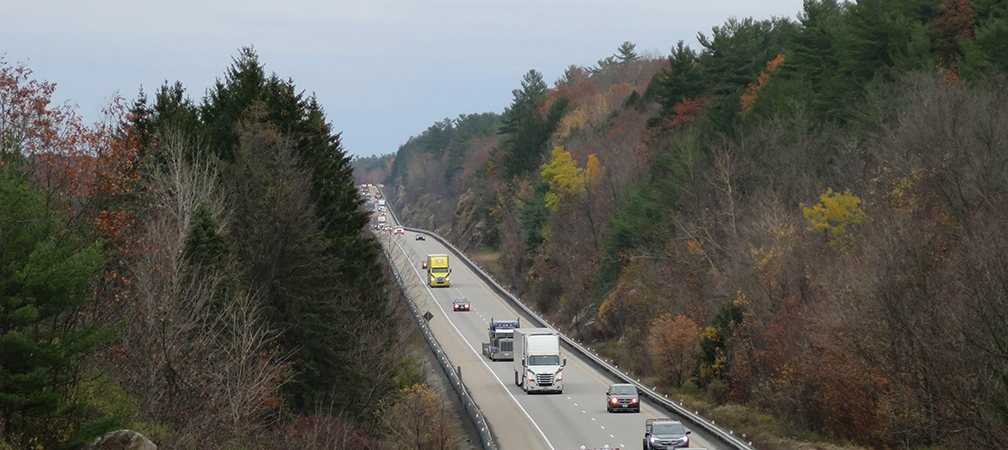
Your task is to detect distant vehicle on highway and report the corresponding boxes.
[415,233,425,241]
[422,260,427,269]
[394,226,405,235]
[452,297,470,312]
[643,418,691,449]
[606,383,640,413]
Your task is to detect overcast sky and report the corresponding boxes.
[7,0,804,158]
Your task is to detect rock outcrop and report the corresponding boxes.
[83,430,156,450]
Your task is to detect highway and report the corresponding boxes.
[369,198,724,450]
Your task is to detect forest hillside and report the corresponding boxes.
[379,1,1008,448]
[1,49,466,449]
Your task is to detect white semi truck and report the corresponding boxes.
[513,328,565,394]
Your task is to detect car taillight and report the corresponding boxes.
[631,397,638,404]
[464,304,469,309]
[611,397,618,405]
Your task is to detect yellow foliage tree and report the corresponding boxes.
[649,314,702,387]
[586,94,609,126]
[598,260,656,336]
[541,146,584,210]
[801,188,868,238]
[584,154,603,186]
[554,108,587,142]
[381,383,457,450]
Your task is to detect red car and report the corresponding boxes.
[452,298,470,312]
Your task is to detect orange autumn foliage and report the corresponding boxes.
[670,97,714,128]
[740,54,785,115]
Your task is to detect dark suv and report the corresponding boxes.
[643,418,690,449]
[606,383,640,413]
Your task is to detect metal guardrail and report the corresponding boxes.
[397,224,757,450]
[375,217,498,450]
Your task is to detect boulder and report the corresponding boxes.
[83,430,156,450]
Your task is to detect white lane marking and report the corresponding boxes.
[591,417,596,421]
[600,426,605,430]
[389,238,556,450]
[610,434,614,438]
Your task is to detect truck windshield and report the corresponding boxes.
[528,355,560,365]
[431,268,449,273]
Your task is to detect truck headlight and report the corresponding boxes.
[527,375,534,382]
[556,372,562,381]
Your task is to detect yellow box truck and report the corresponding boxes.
[427,254,450,287]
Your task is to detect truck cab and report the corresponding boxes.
[482,318,519,361]
[426,254,450,287]
[513,328,565,394]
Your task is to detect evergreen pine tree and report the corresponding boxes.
[646,41,707,121]
[499,70,568,179]
[616,41,639,63]
[195,48,398,419]
[0,164,112,446]
[201,47,267,163]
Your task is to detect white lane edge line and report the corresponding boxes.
[389,237,556,450]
